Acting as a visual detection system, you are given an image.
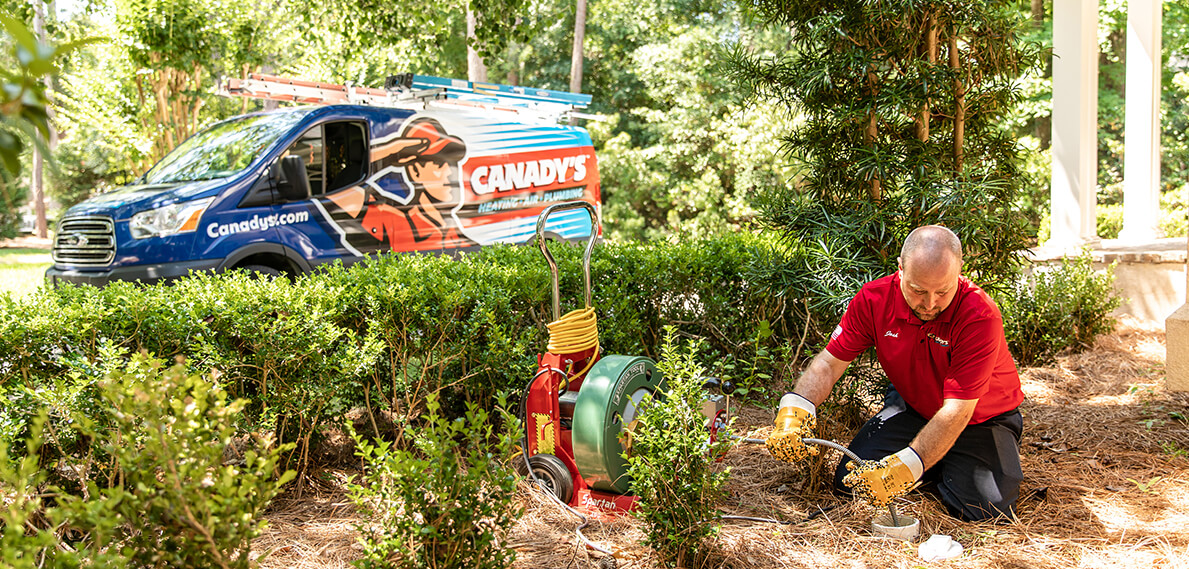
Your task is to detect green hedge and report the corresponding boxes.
[0,232,800,474]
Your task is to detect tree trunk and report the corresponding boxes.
[1032,0,1051,150]
[865,72,881,200]
[950,32,965,174]
[569,0,588,126]
[570,0,588,94]
[507,42,521,86]
[29,0,49,238]
[916,12,938,142]
[466,7,488,82]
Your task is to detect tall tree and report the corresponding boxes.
[569,0,587,94]
[29,0,50,238]
[310,0,531,83]
[727,0,1043,315]
[113,0,291,164]
[1,9,90,237]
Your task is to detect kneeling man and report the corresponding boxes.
[767,225,1024,521]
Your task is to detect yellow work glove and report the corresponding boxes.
[765,393,818,463]
[842,447,924,508]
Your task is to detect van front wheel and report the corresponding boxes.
[239,264,283,280]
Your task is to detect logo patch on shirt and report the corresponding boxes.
[927,333,950,347]
[831,325,843,341]
[883,330,899,338]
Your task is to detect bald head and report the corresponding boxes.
[899,225,963,274]
[897,226,963,322]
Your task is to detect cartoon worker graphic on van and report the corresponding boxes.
[318,117,476,254]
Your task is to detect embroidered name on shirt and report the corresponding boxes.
[884,331,899,338]
[927,333,950,347]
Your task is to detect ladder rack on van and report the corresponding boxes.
[219,73,594,124]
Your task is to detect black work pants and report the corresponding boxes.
[832,388,1023,521]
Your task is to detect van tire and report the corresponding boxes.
[240,264,283,279]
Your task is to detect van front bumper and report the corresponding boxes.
[45,259,223,287]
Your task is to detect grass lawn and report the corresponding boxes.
[0,247,52,299]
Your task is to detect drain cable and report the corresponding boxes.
[517,369,619,567]
[739,436,903,526]
[519,448,619,568]
[517,442,837,569]
[516,431,851,567]
[545,306,601,383]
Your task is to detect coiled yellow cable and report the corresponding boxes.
[547,306,601,379]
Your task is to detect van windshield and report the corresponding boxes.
[142,111,310,185]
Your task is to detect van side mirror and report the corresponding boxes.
[278,156,311,201]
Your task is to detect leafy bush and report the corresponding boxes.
[0,416,85,569]
[726,0,1040,323]
[0,233,802,479]
[57,353,294,569]
[345,393,522,569]
[998,254,1122,365]
[1160,183,1188,238]
[1097,203,1124,239]
[624,329,733,568]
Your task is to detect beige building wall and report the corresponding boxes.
[1167,235,1189,392]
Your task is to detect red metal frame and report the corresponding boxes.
[525,346,640,514]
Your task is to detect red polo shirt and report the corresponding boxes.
[825,272,1023,424]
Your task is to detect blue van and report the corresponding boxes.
[46,74,602,285]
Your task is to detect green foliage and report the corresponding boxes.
[706,319,783,400]
[1094,0,1189,207]
[57,353,295,569]
[307,0,530,77]
[1095,202,1125,239]
[624,328,733,569]
[997,254,1122,366]
[0,415,82,569]
[1160,182,1188,238]
[1,233,800,480]
[0,166,28,239]
[0,12,54,176]
[110,0,298,163]
[1,11,96,235]
[726,0,1041,324]
[589,20,794,240]
[345,393,522,569]
[50,11,148,207]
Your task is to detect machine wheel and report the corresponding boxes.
[516,453,574,504]
[572,355,664,495]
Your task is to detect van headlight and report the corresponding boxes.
[129,197,214,239]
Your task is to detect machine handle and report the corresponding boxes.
[535,201,599,322]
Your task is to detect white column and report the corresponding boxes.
[1120,0,1163,242]
[1047,0,1100,250]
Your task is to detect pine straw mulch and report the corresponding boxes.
[254,320,1189,569]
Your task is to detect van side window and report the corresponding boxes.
[326,122,367,193]
[286,127,324,195]
[281,122,367,196]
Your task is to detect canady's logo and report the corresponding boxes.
[927,333,950,347]
[884,330,899,338]
[469,155,589,194]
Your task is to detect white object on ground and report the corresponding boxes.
[918,534,963,561]
[870,514,919,541]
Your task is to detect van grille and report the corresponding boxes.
[53,216,116,266]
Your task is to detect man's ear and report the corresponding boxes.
[896,256,903,271]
